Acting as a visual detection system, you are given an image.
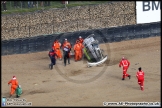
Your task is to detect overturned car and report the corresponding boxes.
[83,34,108,67]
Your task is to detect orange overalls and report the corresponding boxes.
[8,79,18,96]
[78,38,84,59]
[53,40,62,59]
[74,41,82,61]
[78,41,84,59]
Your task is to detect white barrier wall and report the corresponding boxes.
[136,1,161,24]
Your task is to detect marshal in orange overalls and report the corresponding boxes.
[74,40,82,61]
[8,76,19,97]
[78,41,84,59]
[53,40,62,60]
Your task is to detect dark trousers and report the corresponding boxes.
[16,95,20,98]
[64,53,70,66]
[50,56,56,65]
[2,3,7,11]
[49,56,56,69]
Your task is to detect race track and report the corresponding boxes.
[2,36,160,106]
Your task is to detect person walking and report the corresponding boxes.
[62,39,72,58]
[8,76,19,97]
[63,45,70,66]
[136,67,145,91]
[48,49,57,70]
[119,57,131,80]
[16,85,22,98]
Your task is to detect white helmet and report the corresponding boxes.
[79,36,82,38]
[122,57,125,60]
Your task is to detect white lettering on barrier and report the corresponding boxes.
[136,1,161,24]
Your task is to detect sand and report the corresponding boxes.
[2,36,161,106]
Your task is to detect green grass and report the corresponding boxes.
[1,1,109,15]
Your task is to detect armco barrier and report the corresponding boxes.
[1,22,161,56]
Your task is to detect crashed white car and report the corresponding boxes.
[83,34,108,67]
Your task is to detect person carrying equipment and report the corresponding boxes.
[8,76,19,97]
